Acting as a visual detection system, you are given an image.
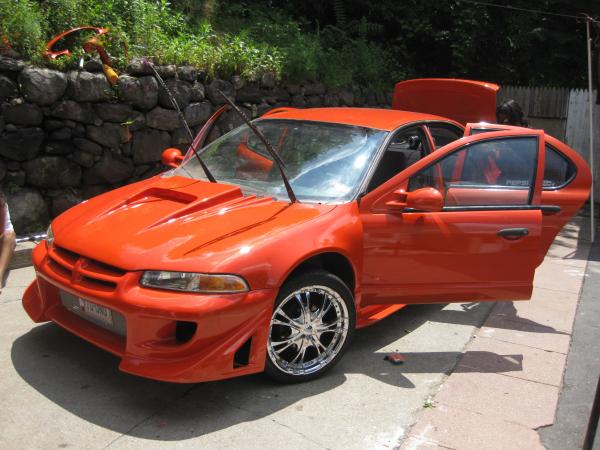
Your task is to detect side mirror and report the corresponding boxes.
[406,187,443,212]
[161,148,184,168]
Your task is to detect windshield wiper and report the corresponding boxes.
[218,90,297,203]
[144,59,217,183]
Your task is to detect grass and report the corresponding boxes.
[0,0,397,88]
[423,397,436,408]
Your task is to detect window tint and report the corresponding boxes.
[544,145,575,189]
[367,127,430,192]
[427,124,463,148]
[409,137,538,207]
[467,133,575,190]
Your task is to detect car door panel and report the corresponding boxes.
[361,208,542,304]
[359,129,575,306]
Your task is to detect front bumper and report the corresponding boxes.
[23,242,277,383]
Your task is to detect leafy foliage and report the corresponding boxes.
[1,0,599,87]
[0,0,44,56]
[274,0,600,87]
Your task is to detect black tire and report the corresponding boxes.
[264,270,356,383]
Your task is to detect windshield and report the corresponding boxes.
[171,119,388,203]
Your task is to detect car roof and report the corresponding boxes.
[260,107,460,131]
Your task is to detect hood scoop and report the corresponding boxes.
[102,182,244,217]
[107,181,281,231]
[148,192,273,229]
[92,182,248,233]
[102,187,197,217]
[128,187,197,205]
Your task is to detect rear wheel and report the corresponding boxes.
[265,271,355,383]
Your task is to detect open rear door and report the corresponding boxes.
[392,78,499,125]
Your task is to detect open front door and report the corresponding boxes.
[181,105,229,164]
[392,78,499,125]
[360,129,559,306]
[463,123,593,251]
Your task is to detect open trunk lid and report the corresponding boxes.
[392,78,500,125]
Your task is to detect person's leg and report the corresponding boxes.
[0,230,17,290]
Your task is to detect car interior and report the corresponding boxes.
[367,127,430,191]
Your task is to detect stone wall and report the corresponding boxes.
[0,56,392,234]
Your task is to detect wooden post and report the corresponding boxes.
[586,17,595,242]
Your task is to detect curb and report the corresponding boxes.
[8,242,36,271]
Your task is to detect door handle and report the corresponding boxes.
[497,228,529,240]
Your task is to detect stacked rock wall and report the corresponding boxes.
[0,56,392,234]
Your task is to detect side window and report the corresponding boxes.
[427,124,463,148]
[409,137,538,207]
[367,126,430,192]
[544,145,575,189]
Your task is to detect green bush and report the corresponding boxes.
[0,0,44,58]
[0,0,399,88]
[281,33,320,83]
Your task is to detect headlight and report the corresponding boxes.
[140,271,249,293]
[46,224,54,247]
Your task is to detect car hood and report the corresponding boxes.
[52,175,336,271]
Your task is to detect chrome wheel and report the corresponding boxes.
[268,285,350,376]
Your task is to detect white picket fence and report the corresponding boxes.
[564,89,599,200]
[499,86,570,119]
[565,89,600,167]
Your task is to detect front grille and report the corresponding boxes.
[54,246,79,265]
[47,245,126,291]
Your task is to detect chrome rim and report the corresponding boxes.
[268,285,349,376]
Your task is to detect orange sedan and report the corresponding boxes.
[23,80,591,383]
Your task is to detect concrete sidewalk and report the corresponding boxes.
[400,218,594,450]
[540,230,600,449]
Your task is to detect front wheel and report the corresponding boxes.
[265,271,355,383]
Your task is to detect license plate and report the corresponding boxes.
[79,298,113,326]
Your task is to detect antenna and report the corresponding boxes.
[142,59,216,183]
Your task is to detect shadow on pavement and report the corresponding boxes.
[546,221,590,263]
[418,302,568,335]
[10,302,535,440]
[491,302,569,334]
